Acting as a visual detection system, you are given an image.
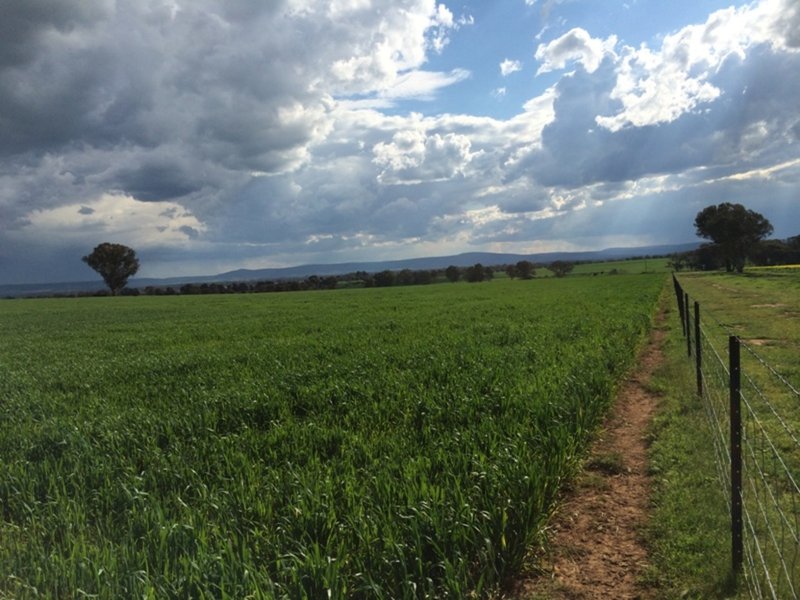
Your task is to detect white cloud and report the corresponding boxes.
[535,28,618,74]
[323,1,462,94]
[595,45,722,131]
[379,68,471,101]
[20,194,206,247]
[500,59,522,76]
[596,0,800,131]
[372,128,479,184]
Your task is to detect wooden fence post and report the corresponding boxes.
[673,275,685,336]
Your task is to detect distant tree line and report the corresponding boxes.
[38,254,586,300]
[149,260,576,296]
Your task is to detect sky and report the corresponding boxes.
[1,0,799,284]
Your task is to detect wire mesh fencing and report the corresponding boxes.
[673,275,800,599]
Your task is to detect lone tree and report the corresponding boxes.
[515,260,535,280]
[548,260,574,277]
[694,203,773,273]
[82,242,140,295]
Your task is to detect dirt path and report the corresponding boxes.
[512,311,666,599]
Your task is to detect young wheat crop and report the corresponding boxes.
[0,275,663,598]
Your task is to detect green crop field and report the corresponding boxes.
[0,275,663,598]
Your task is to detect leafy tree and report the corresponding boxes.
[548,260,574,277]
[684,244,723,271]
[396,269,416,286]
[412,270,434,285]
[445,265,460,283]
[694,203,773,273]
[465,263,486,283]
[82,242,140,296]
[515,260,535,279]
[373,270,396,287]
[353,271,374,287]
[667,253,688,272]
[505,264,518,279]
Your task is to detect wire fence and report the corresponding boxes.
[673,275,800,599]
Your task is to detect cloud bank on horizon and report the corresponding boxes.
[1,0,798,283]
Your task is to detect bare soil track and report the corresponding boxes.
[512,311,666,599]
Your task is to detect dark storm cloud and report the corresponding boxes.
[0,2,166,157]
[0,0,110,68]
[113,161,202,202]
[0,0,329,202]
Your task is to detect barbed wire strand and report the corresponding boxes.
[742,389,799,597]
[691,312,800,599]
[740,340,800,400]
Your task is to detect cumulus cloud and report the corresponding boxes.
[373,128,479,184]
[500,59,522,76]
[0,0,462,199]
[0,0,480,280]
[597,0,800,131]
[535,28,618,74]
[512,0,800,194]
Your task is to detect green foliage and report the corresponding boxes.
[694,203,773,273]
[645,297,736,598]
[464,263,488,282]
[82,242,140,295]
[0,275,663,597]
[515,260,535,280]
[547,260,574,278]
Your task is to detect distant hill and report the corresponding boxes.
[0,242,699,298]
[203,243,698,282]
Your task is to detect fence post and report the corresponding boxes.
[729,335,743,575]
[695,302,702,396]
[685,292,691,357]
[673,275,685,336]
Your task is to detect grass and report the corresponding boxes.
[674,269,800,387]
[570,257,671,276]
[645,291,738,598]
[649,269,800,598]
[0,274,663,598]
[530,257,671,278]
